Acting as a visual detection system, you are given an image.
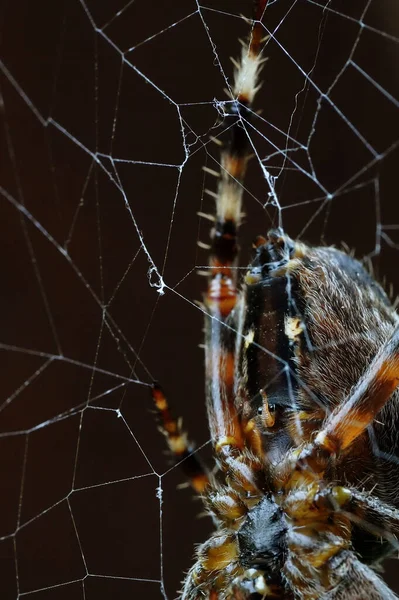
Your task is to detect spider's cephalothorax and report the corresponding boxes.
[152,2,399,598]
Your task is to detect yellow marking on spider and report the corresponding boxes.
[291,241,308,259]
[244,419,255,434]
[215,436,240,452]
[331,486,352,507]
[285,316,303,340]
[168,434,188,455]
[254,574,280,597]
[203,536,238,571]
[155,396,167,411]
[244,329,255,349]
[297,409,324,421]
[244,270,261,285]
[192,473,210,494]
[307,538,347,569]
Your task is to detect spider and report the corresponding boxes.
[152,1,399,598]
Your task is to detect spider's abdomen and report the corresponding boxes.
[239,230,399,491]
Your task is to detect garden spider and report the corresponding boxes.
[153,1,399,598]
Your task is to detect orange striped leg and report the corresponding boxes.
[316,321,399,452]
[295,321,399,473]
[181,4,279,598]
[152,383,209,494]
[203,4,266,474]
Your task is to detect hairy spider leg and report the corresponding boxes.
[296,319,399,469]
[270,322,399,600]
[180,4,283,599]
[204,0,267,465]
[282,483,399,600]
[151,1,399,597]
[152,383,210,493]
[150,0,270,509]
[346,488,399,548]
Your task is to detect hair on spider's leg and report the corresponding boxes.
[151,383,210,494]
[273,320,399,484]
[269,322,399,600]
[344,488,399,553]
[296,319,399,470]
[278,478,399,599]
[319,552,399,600]
[203,0,268,471]
[180,4,274,599]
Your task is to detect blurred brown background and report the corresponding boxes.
[1,0,399,598]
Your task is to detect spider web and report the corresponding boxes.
[1,0,399,598]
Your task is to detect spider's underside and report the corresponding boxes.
[152,2,399,598]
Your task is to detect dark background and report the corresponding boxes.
[1,0,399,598]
